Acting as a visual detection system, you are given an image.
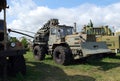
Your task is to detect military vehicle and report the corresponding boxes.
[0,0,26,80]
[9,19,114,65]
[8,19,115,65]
[82,20,120,53]
[32,19,113,65]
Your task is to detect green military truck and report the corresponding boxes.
[0,0,26,80]
[33,19,113,65]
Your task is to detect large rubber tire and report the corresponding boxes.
[53,46,73,65]
[33,46,46,60]
[8,55,26,76]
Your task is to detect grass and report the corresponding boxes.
[6,52,120,81]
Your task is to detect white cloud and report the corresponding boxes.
[6,1,120,38]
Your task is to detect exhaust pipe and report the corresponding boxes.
[74,22,77,33]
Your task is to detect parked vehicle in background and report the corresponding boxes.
[82,20,120,53]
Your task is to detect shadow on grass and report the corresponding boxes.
[109,54,120,59]
[23,62,95,81]
[44,54,120,71]
[73,54,120,71]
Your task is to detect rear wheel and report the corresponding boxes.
[8,55,26,76]
[33,46,46,60]
[53,46,73,65]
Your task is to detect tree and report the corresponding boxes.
[20,37,28,48]
[9,37,19,42]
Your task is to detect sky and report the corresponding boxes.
[1,0,120,38]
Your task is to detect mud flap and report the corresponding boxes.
[81,42,112,57]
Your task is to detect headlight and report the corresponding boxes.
[11,42,16,47]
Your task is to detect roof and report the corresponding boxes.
[0,0,7,12]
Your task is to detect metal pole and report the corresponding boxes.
[0,0,9,80]
[3,8,8,81]
[4,8,7,50]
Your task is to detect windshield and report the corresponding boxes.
[51,27,73,37]
[93,28,105,35]
[57,27,73,37]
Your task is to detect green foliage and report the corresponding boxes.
[20,37,28,48]
[9,37,19,42]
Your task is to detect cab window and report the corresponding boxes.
[51,28,57,35]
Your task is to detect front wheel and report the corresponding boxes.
[53,46,73,65]
[33,46,46,60]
